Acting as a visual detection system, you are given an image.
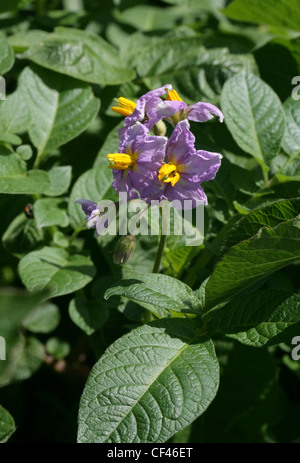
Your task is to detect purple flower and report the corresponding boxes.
[136,120,222,208]
[112,86,224,130]
[75,199,115,234]
[107,122,167,199]
[75,199,100,228]
[113,85,185,131]
[160,89,224,126]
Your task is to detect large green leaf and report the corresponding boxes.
[0,149,50,194]
[223,0,300,32]
[105,273,201,314]
[18,246,96,299]
[204,289,300,347]
[221,198,300,254]
[282,97,300,157]
[220,70,285,170]
[0,405,16,443]
[0,33,14,75]
[22,27,136,85]
[205,216,300,309]
[128,36,256,102]
[77,318,219,443]
[19,66,100,157]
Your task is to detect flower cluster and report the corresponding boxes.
[77,85,224,254]
[107,85,223,209]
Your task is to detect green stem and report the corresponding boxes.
[69,227,84,245]
[262,166,269,186]
[152,231,167,273]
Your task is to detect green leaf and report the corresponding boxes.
[198,341,278,442]
[34,198,69,229]
[163,245,199,278]
[8,30,49,53]
[5,336,45,383]
[45,337,70,360]
[223,0,300,32]
[204,289,300,347]
[2,212,44,258]
[68,296,109,336]
[282,97,300,157]
[68,165,115,229]
[220,70,285,170]
[22,27,136,85]
[129,37,256,102]
[93,121,124,168]
[16,144,33,160]
[18,246,96,299]
[44,165,72,197]
[0,289,46,386]
[0,33,14,75]
[0,132,22,146]
[22,302,60,334]
[0,0,34,13]
[0,405,16,443]
[205,216,300,309]
[276,156,300,182]
[19,66,100,157]
[77,318,219,443]
[0,149,51,194]
[0,87,30,135]
[105,273,201,314]
[114,5,194,31]
[221,198,300,254]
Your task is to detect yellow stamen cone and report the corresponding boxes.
[112,97,137,117]
[158,163,180,186]
[166,89,183,102]
[107,153,133,170]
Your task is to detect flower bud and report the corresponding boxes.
[152,119,167,136]
[114,234,136,265]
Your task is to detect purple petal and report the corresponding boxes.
[124,85,173,129]
[187,102,224,123]
[166,119,196,163]
[135,135,167,170]
[164,178,208,209]
[147,100,187,127]
[75,199,98,215]
[181,150,222,183]
[118,122,149,153]
[112,170,139,200]
[132,172,165,204]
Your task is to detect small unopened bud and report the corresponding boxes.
[114,234,136,265]
[153,119,167,136]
